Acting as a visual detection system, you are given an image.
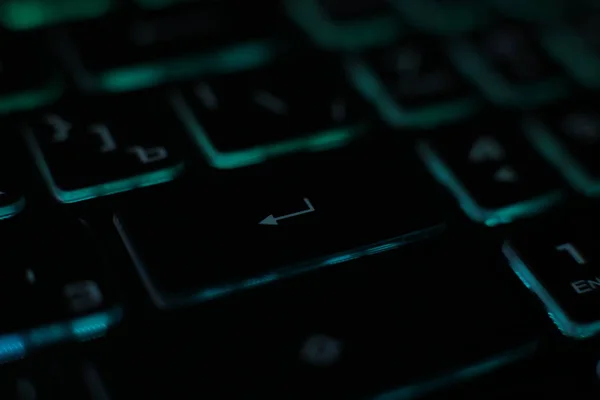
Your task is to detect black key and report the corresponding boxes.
[485,0,569,22]
[114,140,446,309]
[284,0,400,50]
[449,23,569,107]
[23,92,184,204]
[170,55,369,169]
[0,32,62,114]
[0,214,121,362]
[0,135,26,220]
[347,37,478,128]
[94,239,543,398]
[417,115,564,226]
[524,99,600,197]
[52,1,284,93]
[503,213,600,339]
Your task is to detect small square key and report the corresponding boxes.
[0,32,63,114]
[448,22,570,107]
[417,114,564,226]
[284,0,401,50]
[0,214,121,362]
[391,0,491,34]
[23,92,184,203]
[503,213,600,338]
[170,54,369,169]
[114,138,446,309]
[524,98,600,197]
[346,37,478,128]
[52,1,283,93]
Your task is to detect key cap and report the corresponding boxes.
[284,0,401,50]
[503,212,600,339]
[0,213,121,363]
[23,92,184,203]
[0,133,26,220]
[524,99,600,197]
[114,139,447,309]
[0,32,63,114]
[449,23,570,107]
[52,1,282,93]
[347,38,478,128]
[0,0,113,30]
[94,237,544,398]
[391,0,491,34]
[542,11,600,89]
[417,115,564,226]
[170,54,369,169]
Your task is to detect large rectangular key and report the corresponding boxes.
[114,139,447,309]
[89,236,545,398]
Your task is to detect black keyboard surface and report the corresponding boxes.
[3,0,600,398]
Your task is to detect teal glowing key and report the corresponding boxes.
[503,220,600,339]
[390,0,490,34]
[416,118,564,226]
[23,94,184,203]
[0,0,112,30]
[346,42,479,129]
[170,56,369,169]
[448,25,570,108]
[524,108,600,197]
[57,1,280,93]
[284,0,401,50]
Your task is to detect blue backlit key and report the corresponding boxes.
[114,139,446,309]
[449,23,570,107]
[417,115,564,226]
[170,54,370,169]
[284,0,400,50]
[524,99,600,197]
[503,213,600,339]
[23,92,184,203]
[347,38,478,128]
[0,214,121,362]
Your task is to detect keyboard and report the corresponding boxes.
[3,0,600,397]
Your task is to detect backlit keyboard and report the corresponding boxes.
[3,0,600,398]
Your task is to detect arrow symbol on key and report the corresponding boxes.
[259,198,315,225]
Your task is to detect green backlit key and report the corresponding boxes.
[346,37,479,128]
[52,1,282,93]
[0,0,113,31]
[503,212,600,339]
[417,115,564,226]
[114,139,446,309]
[524,99,600,197]
[391,0,491,34]
[284,0,401,50]
[0,214,121,363]
[23,91,184,204]
[449,23,570,107]
[170,54,370,169]
[0,31,63,114]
